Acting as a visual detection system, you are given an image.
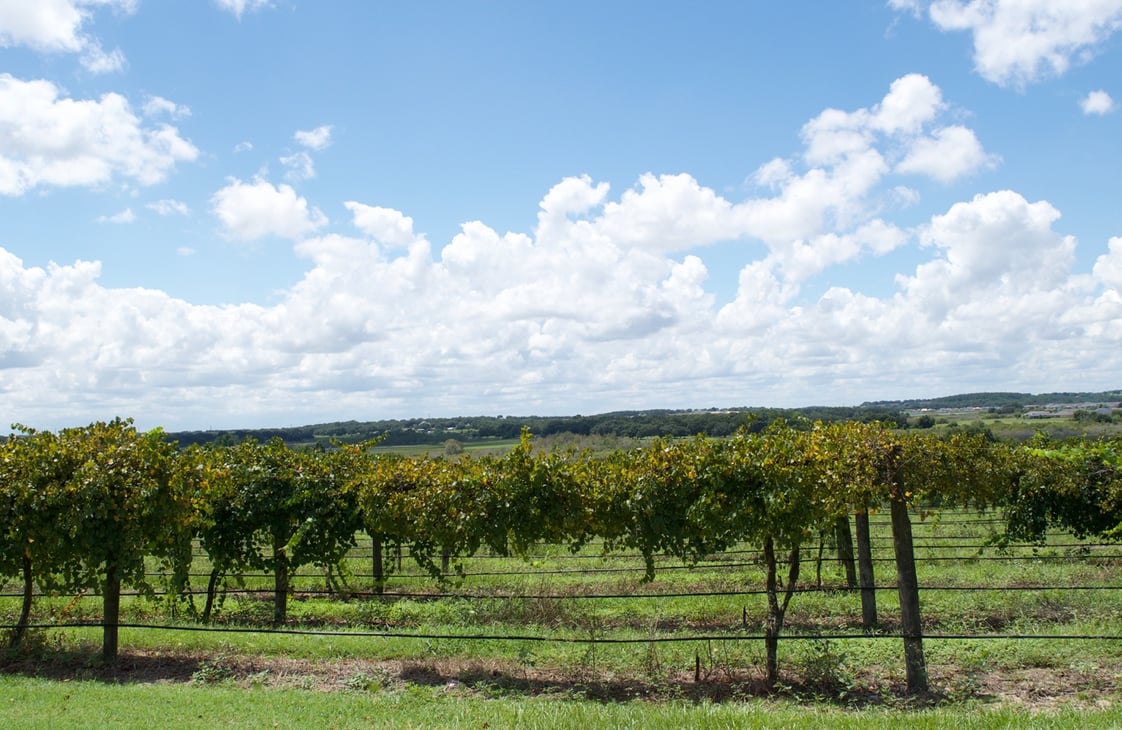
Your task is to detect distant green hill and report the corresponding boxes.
[862,390,1122,411]
[165,389,1120,447]
[166,405,907,448]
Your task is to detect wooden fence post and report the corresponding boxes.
[854,507,878,632]
[890,496,926,693]
[835,515,857,588]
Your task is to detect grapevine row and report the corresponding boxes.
[1,417,1118,691]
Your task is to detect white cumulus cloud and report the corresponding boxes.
[1081,89,1116,115]
[2,177,1120,430]
[902,0,1122,87]
[904,190,1074,303]
[95,207,135,224]
[211,178,328,241]
[0,74,198,196]
[896,125,998,182]
[735,73,992,278]
[147,199,190,216]
[1093,237,1122,288]
[280,150,315,181]
[294,125,333,151]
[2,74,1117,430]
[888,0,924,14]
[143,96,191,119]
[345,202,420,247]
[214,0,270,20]
[0,0,135,73]
[80,42,126,73]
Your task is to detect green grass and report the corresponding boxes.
[3,508,1122,724]
[2,676,1121,729]
[371,438,523,458]
[921,411,1122,441]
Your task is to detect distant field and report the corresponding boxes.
[917,412,1122,441]
[371,439,521,457]
[3,508,1120,726]
[372,433,648,457]
[373,414,1122,459]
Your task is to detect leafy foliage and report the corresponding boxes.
[194,438,366,623]
[4,415,1114,676]
[1000,437,1122,543]
[0,419,188,658]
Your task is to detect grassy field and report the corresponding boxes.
[915,411,1122,441]
[2,509,1121,727]
[371,433,647,458]
[4,676,1122,729]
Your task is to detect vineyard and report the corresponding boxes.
[2,418,1122,721]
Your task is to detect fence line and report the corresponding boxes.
[6,548,1120,595]
[4,621,1120,645]
[182,536,1028,559]
[329,540,1117,560]
[3,583,1118,602]
[183,551,1122,578]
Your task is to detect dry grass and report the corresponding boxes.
[3,647,1120,712]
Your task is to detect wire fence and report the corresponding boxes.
[4,550,1120,596]
[3,621,1121,646]
[3,525,1119,594]
[5,582,1120,602]
[3,512,1119,650]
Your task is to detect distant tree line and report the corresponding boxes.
[164,389,1121,449]
[168,406,909,448]
[863,389,1122,411]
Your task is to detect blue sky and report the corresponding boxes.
[1,0,1120,431]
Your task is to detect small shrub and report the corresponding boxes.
[191,655,235,684]
[343,668,394,692]
[792,640,855,699]
[2,628,67,659]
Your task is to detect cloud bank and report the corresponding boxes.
[0,75,1117,430]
